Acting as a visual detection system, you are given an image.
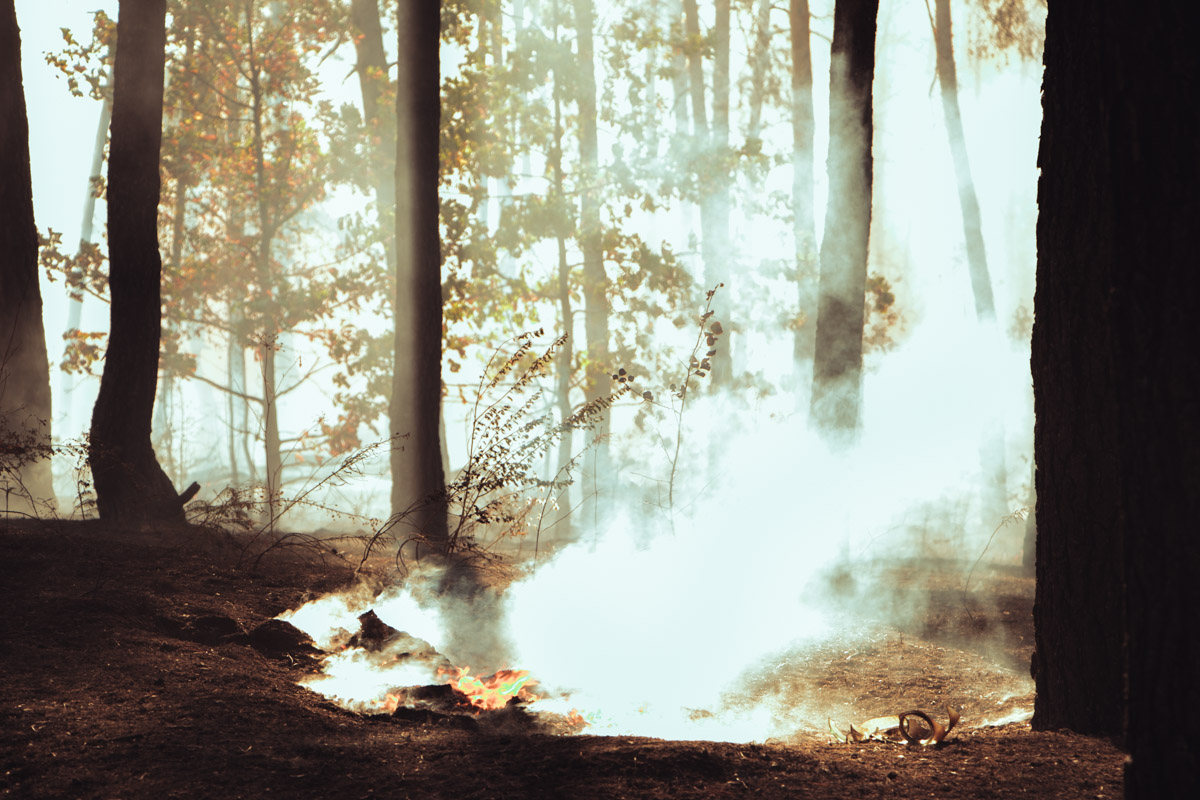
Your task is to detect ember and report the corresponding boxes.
[439,666,538,711]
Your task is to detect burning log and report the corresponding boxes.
[438,666,538,711]
[373,677,540,733]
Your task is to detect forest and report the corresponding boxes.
[1,0,1195,798]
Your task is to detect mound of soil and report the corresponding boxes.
[0,521,1124,799]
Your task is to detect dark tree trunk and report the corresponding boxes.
[88,0,182,524]
[1030,1,1125,740]
[809,0,878,440]
[391,0,447,545]
[789,0,817,398]
[0,0,56,514]
[1035,3,1200,794]
[1114,0,1200,787]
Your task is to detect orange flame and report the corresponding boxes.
[380,692,405,714]
[438,666,539,711]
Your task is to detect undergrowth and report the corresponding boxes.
[358,329,634,574]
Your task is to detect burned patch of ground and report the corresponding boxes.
[1,521,1123,799]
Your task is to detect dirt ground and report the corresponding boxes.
[0,520,1124,799]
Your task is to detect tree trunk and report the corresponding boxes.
[0,0,56,515]
[573,0,611,510]
[60,70,111,430]
[1034,9,1200,797]
[932,0,1007,527]
[391,0,448,545]
[1114,3,1200,791]
[350,0,398,293]
[681,0,707,143]
[226,330,240,486]
[261,334,282,522]
[682,0,715,299]
[65,78,112,337]
[1029,0,1125,739]
[152,162,189,485]
[932,0,993,320]
[809,0,878,440]
[246,25,283,526]
[554,234,574,544]
[551,62,573,544]
[88,0,182,524]
[709,0,732,387]
[668,0,689,135]
[746,0,772,143]
[789,0,817,399]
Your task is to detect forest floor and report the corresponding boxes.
[1,520,1124,799]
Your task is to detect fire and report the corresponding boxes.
[439,666,538,711]
[381,692,405,714]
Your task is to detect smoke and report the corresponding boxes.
[282,305,1032,740]
[272,0,1039,741]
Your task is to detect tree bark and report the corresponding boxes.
[1035,6,1200,795]
[1115,4,1200,790]
[809,0,878,440]
[88,0,182,524]
[1029,0,1125,739]
[789,0,817,398]
[0,0,56,514]
[391,0,448,545]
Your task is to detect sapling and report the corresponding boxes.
[638,284,726,522]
